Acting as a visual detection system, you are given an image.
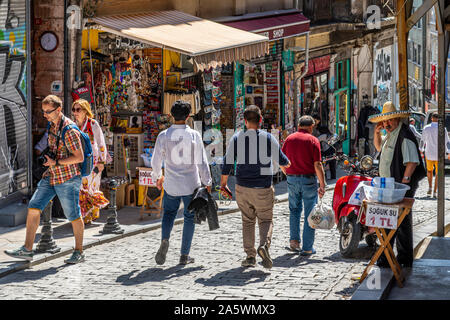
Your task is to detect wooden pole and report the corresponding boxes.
[397,0,410,111]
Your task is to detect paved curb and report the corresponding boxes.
[0,194,291,280]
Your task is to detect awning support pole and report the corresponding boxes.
[294,32,309,129]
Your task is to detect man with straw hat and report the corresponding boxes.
[369,101,426,268]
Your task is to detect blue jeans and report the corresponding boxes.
[161,192,195,256]
[287,176,318,251]
[28,175,82,222]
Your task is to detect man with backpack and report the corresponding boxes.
[5,95,89,264]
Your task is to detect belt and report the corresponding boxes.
[287,174,315,178]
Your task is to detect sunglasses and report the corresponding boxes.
[42,107,58,115]
[72,107,83,113]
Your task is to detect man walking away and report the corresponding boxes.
[420,112,450,198]
[5,95,86,264]
[151,100,212,266]
[221,105,290,269]
[281,115,326,255]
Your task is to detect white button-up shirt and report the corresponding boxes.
[151,124,212,196]
[420,122,450,161]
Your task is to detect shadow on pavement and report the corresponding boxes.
[116,265,205,286]
[272,253,329,268]
[195,267,270,287]
[323,245,378,262]
[0,265,68,284]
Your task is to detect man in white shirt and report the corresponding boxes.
[151,100,212,266]
[420,112,450,197]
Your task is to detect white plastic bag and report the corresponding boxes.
[307,199,335,230]
[348,181,367,206]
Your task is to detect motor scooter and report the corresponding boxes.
[332,153,379,257]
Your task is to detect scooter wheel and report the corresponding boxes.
[339,219,361,258]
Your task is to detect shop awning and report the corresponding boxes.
[222,11,310,41]
[90,10,269,70]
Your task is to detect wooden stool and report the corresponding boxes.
[140,186,164,220]
[125,184,136,207]
[359,198,415,288]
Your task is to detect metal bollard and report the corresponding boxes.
[35,200,61,254]
[100,179,124,235]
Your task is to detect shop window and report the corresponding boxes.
[417,44,422,66]
[407,41,411,61]
[413,43,417,63]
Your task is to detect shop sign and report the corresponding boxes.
[258,23,309,41]
[139,168,156,186]
[365,203,399,230]
[304,56,330,77]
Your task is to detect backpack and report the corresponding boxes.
[47,121,94,177]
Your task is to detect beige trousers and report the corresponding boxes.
[235,184,275,258]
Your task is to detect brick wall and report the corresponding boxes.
[32,0,65,130]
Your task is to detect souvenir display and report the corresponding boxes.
[81,33,164,178]
[242,61,281,130]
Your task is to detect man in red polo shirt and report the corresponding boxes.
[281,115,326,256]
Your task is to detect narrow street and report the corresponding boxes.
[0,176,447,300]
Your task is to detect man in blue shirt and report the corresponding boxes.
[220,105,290,269]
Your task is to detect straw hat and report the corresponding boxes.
[368,101,410,123]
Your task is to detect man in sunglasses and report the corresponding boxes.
[5,95,86,264]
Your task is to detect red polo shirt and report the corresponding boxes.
[281,129,322,175]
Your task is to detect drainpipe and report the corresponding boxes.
[294,32,309,129]
[64,0,69,115]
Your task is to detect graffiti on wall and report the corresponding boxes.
[0,0,27,198]
[373,45,393,110]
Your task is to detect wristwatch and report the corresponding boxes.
[403,176,410,182]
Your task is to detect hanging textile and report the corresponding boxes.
[163,91,201,115]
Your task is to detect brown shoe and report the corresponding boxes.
[289,240,300,252]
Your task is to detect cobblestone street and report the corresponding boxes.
[0,176,448,300]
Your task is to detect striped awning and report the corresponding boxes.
[90,10,269,70]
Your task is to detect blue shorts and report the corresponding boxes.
[28,175,82,222]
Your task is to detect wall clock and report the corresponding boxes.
[40,31,59,52]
